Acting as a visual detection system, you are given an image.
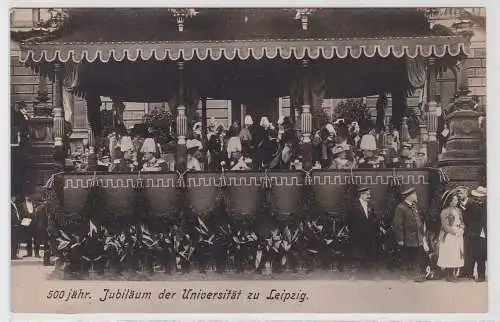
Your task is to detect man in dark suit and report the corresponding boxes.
[393,187,427,282]
[348,187,379,271]
[11,195,21,260]
[459,186,487,282]
[19,184,41,258]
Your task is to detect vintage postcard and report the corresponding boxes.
[10,7,487,314]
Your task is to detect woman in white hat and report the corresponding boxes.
[141,138,167,172]
[437,189,465,282]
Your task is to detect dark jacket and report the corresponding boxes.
[207,134,226,170]
[392,201,425,247]
[11,201,20,227]
[348,200,378,258]
[463,198,487,239]
[19,200,46,233]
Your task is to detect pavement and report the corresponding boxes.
[10,249,488,314]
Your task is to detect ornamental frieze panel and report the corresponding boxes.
[64,171,429,189]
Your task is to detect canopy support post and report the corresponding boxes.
[301,59,313,170]
[201,97,208,170]
[53,63,65,167]
[85,95,102,172]
[426,57,440,166]
[176,61,187,171]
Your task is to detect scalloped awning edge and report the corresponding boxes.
[19,36,470,64]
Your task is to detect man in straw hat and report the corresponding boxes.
[393,186,428,282]
[459,185,487,282]
[348,186,379,272]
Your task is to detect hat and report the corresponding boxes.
[401,187,416,197]
[193,122,202,135]
[440,189,455,207]
[120,136,134,152]
[140,138,157,153]
[277,116,285,125]
[325,123,336,135]
[402,143,412,149]
[357,186,371,193]
[260,116,271,128]
[471,186,487,198]
[332,144,349,156]
[186,139,203,151]
[333,118,345,125]
[244,115,254,126]
[454,186,469,194]
[227,136,242,158]
[360,134,377,151]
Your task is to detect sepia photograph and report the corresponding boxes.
[9,6,488,314]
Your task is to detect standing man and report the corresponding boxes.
[11,195,21,260]
[460,186,487,281]
[348,187,379,271]
[393,187,427,282]
[19,183,40,258]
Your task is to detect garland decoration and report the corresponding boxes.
[302,168,314,186]
[175,169,189,189]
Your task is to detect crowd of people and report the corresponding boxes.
[352,184,487,283]
[67,114,426,173]
[10,176,487,282]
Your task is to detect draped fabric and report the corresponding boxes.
[62,62,80,123]
[390,88,407,132]
[288,66,326,131]
[406,56,427,88]
[309,68,327,130]
[289,75,303,126]
[86,95,102,136]
[62,88,74,123]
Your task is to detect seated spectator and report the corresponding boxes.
[110,136,138,173]
[348,121,362,149]
[329,144,356,169]
[358,125,379,168]
[318,123,336,168]
[270,130,297,170]
[396,143,416,168]
[231,156,252,171]
[141,138,168,172]
[208,124,227,171]
[240,115,254,157]
[186,139,203,172]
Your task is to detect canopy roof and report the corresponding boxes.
[19,8,469,64]
[16,8,470,102]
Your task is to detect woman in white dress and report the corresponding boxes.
[437,190,465,282]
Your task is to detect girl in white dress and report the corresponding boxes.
[437,191,465,282]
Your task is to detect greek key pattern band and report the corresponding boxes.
[64,172,429,189]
